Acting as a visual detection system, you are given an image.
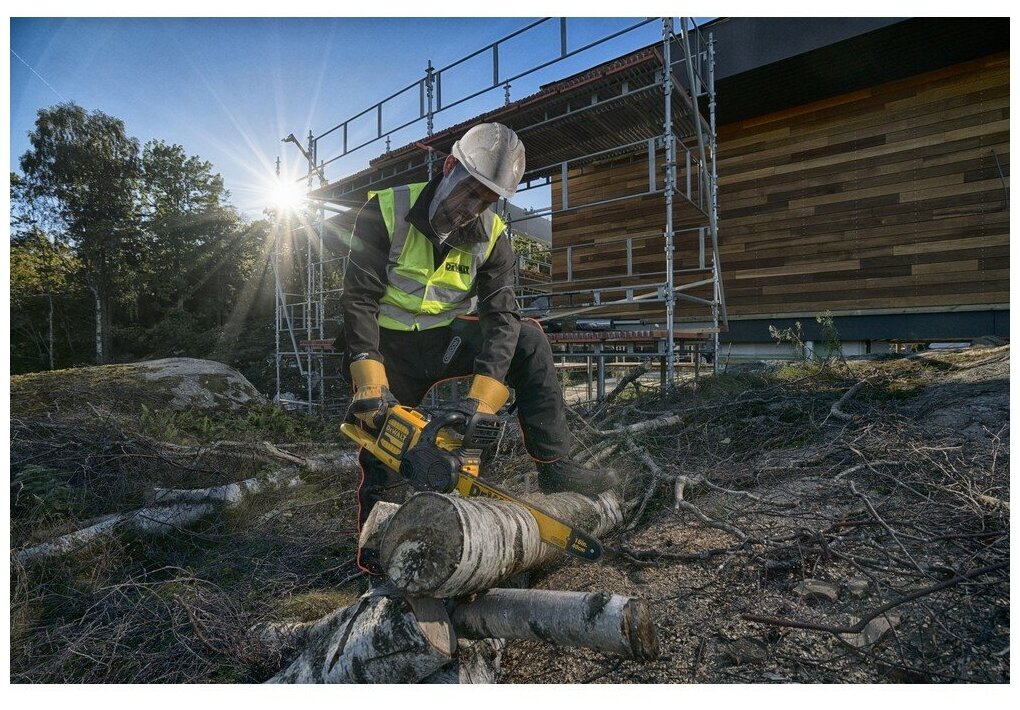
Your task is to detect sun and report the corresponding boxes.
[269,178,307,212]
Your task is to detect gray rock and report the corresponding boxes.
[847,578,871,598]
[722,637,768,666]
[137,357,265,410]
[792,579,840,603]
[843,614,901,648]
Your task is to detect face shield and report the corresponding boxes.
[428,163,500,243]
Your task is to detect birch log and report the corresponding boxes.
[151,467,303,507]
[452,588,658,660]
[16,468,302,564]
[358,501,401,552]
[268,591,455,683]
[15,503,216,563]
[381,490,626,597]
[420,639,505,683]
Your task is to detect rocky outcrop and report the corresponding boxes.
[11,357,266,416]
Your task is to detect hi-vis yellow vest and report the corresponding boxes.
[370,183,505,331]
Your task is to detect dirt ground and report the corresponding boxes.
[499,345,1009,683]
[9,345,1009,683]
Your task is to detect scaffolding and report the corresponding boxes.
[271,141,348,414]
[276,17,726,411]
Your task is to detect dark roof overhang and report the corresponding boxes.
[309,17,1009,206]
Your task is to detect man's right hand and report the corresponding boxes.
[348,359,398,429]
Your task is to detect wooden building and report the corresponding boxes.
[555,17,1010,356]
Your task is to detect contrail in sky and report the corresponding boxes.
[11,48,68,102]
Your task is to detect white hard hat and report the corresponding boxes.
[450,123,526,199]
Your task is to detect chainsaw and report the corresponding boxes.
[340,405,603,562]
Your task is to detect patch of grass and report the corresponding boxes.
[695,371,773,397]
[773,360,838,382]
[138,402,338,444]
[11,464,80,521]
[276,589,361,622]
[870,378,924,401]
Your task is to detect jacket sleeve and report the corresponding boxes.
[340,197,389,364]
[473,230,522,382]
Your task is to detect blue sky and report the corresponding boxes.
[10,16,684,218]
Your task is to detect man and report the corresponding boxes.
[341,122,619,574]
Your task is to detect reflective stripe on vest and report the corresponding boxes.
[369,183,505,331]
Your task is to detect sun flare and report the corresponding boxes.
[269,179,307,212]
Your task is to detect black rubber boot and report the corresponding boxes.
[537,458,620,496]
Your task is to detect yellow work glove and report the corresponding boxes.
[348,359,398,428]
[466,375,510,415]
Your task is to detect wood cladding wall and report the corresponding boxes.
[547,53,1009,324]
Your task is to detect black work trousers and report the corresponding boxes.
[355,317,569,530]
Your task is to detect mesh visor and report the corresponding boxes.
[428,163,500,242]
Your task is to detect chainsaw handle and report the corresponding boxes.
[419,410,467,447]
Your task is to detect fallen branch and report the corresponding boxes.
[452,588,659,660]
[16,468,303,563]
[848,480,925,574]
[673,475,750,542]
[828,378,872,422]
[151,467,303,507]
[15,503,216,563]
[833,459,901,481]
[596,414,684,437]
[590,362,652,420]
[577,441,622,467]
[143,438,356,473]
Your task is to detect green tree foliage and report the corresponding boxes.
[8,230,88,372]
[127,139,269,359]
[9,173,92,372]
[12,103,274,373]
[18,103,141,363]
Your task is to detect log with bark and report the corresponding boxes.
[267,482,659,683]
[268,487,657,683]
[15,467,303,563]
[269,587,657,683]
[452,588,659,661]
[380,490,627,597]
[267,589,456,683]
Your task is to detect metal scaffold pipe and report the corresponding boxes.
[708,31,722,371]
[662,17,676,389]
[426,60,435,180]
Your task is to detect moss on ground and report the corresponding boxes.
[11,364,167,417]
[276,589,362,622]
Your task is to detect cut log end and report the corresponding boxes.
[382,492,467,595]
[622,598,660,661]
